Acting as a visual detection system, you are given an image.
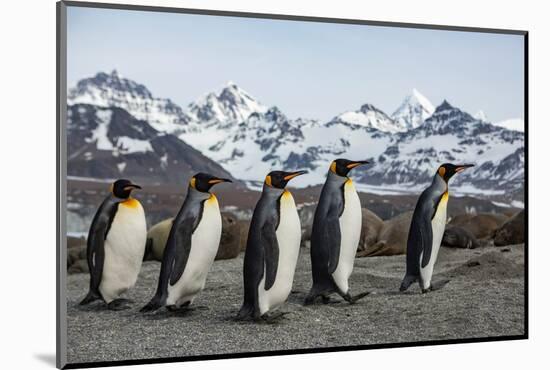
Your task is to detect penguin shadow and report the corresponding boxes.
[74,298,136,313]
[380,290,416,297]
[140,305,209,321]
[225,312,293,326]
[74,301,110,312]
[378,279,451,297]
[290,289,376,308]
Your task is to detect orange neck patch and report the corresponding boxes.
[207,193,218,204]
[121,198,140,209]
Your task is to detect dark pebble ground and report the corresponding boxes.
[66,244,525,364]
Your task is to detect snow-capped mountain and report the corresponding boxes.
[352,101,524,196]
[68,70,191,133]
[179,86,393,185]
[180,105,308,182]
[471,110,524,133]
[66,103,236,185]
[186,82,268,129]
[391,88,435,131]
[332,103,402,133]
[66,71,524,201]
[494,118,524,132]
[474,110,487,121]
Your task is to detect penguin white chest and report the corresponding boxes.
[166,195,222,306]
[258,191,301,315]
[420,192,448,289]
[100,199,146,303]
[332,179,362,294]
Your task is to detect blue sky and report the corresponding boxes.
[67,6,525,122]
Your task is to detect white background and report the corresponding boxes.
[0,0,545,369]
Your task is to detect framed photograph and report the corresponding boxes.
[57,1,527,368]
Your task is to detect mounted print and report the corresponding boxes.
[56,1,528,368]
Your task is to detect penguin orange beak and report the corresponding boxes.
[346,160,370,169]
[283,170,308,181]
[455,164,475,174]
[208,177,233,184]
[123,184,142,191]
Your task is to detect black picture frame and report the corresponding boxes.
[56,1,528,368]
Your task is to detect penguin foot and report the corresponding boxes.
[320,295,344,304]
[304,294,318,306]
[343,291,370,304]
[107,299,132,311]
[400,275,418,292]
[322,295,334,304]
[166,302,191,314]
[79,291,101,306]
[304,289,333,305]
[140,297,163,313]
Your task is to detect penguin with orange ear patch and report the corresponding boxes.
[305,159,370,305]
[400,163,474,293]
[79,179,146,310]
[141,173,232,313]
[237,170,307,321]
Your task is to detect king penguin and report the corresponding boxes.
[140,173,232,312]
[305,159,370,305]
[236,170,307,321]
[79,179,146,310]
[400,163,474,293]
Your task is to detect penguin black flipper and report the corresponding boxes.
[169,217,196,285]
[262,219,280,291]
[417,210,434,269]
[80,197,119,305]
[326,213,342,274]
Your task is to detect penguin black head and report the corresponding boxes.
[329,159,370,177]
[189,173,232,193]
[437,163,475,182]
[264,170,307,189]
[111,179,142,199]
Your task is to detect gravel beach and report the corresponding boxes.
[66,243,525,365]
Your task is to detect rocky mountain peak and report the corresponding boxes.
[187,82,268,126]
[71,70,154,101]
[474,110,487,121]
[391,89,435,130]
[68,70,189,134]
[435,99,455,113]
[359,103,380,114]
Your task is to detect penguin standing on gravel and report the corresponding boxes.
[400,163,474,293]
[141,173,231,313]
[79,179,146,310]
[237,170,307,321]
[305,159,370,305]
